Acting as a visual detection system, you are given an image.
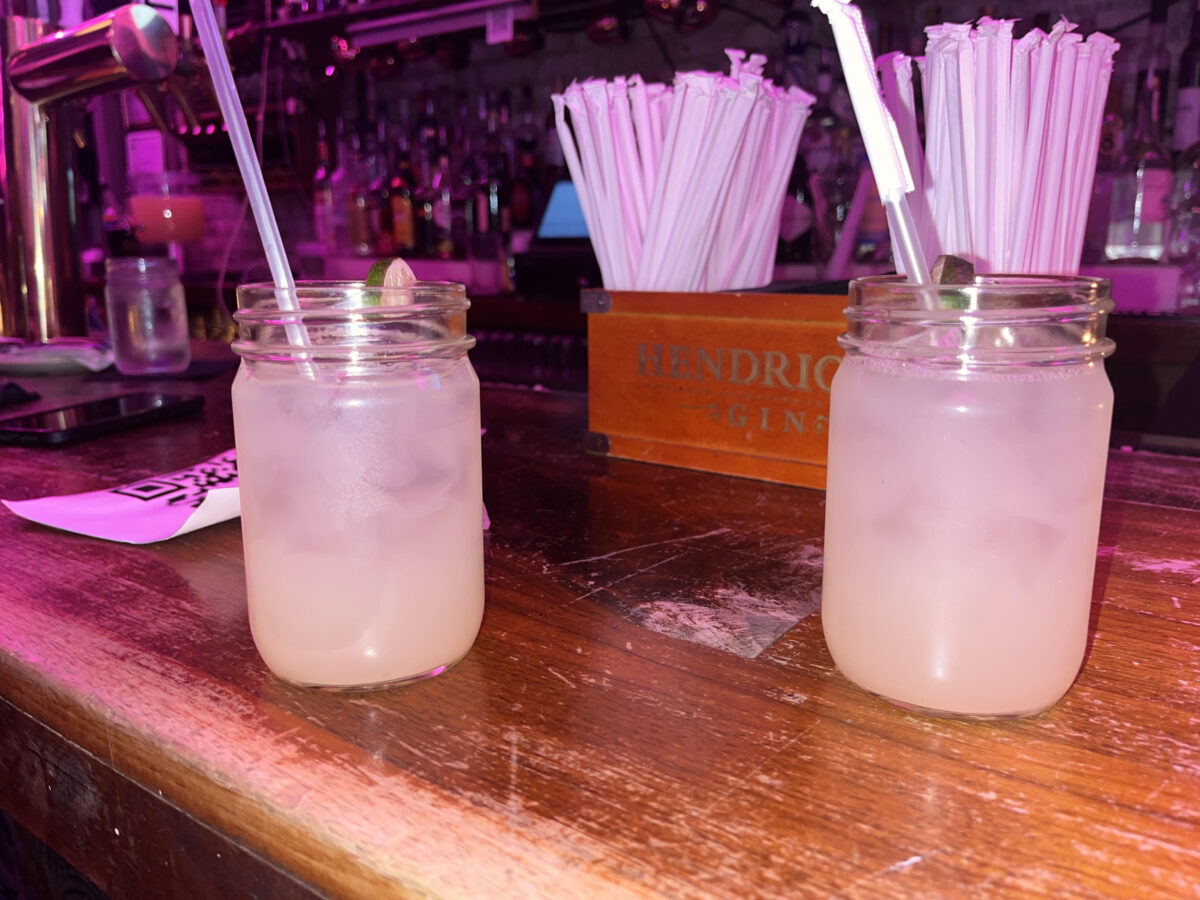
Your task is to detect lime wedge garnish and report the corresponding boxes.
[365,257,417,288]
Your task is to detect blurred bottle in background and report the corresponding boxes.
[1083,84,1125,264]
[1107,60,1172,262]
[1136,0,1171,138]
[328,116,351,253]
[777,152,814,264]
[1173,0,1200,158]
[312,119,336,251]
[1167,142,1200,307]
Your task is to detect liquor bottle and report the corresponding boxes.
[327,116,350,253]
[777,152,814,263]
[802,48,838,177]
[1106,64,1172,262]
[509,86,541,233]
[1175,0,1200,156]
[312,120,335,250]
[389,131,417,254]
[1136,0,1170,138]
[449,151,474,260]
[425,152,454,259]
[811,126,858,264]
[1167,140,1200,307]
[780,0,811,90]
[411,99,440,258]
[481,95,512,244]
[853,166,890,264]
[371,117,394,256]
[345,129,377,257]
[542,76,567,187]
[1083,84,1124,263]
[496,90,515,179]
[414,92,439,155]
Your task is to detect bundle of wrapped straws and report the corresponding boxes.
[552,50,815,292]
[876,15,1119,276]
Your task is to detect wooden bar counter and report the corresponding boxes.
[1,353,1199,898]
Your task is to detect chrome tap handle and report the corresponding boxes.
[8,4,178,107]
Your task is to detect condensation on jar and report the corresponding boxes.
[821,275,1115,718]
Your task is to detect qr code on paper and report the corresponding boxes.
[110,450,238,510]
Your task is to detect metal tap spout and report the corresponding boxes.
[0,4,179,341]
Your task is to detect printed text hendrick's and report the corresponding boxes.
[636,343,840,392]
[635,342,840,437]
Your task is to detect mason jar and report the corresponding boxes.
[821,275,1116,718]
[232,281,484,690]
[104,257,191,375]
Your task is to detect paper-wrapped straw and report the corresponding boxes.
[814,0,930,285]
[878,52,934,269]
[950,24,976,263]
[625,76,658,216]
[1008,25,1057,270]
[1003,28,1039,269]
[926,15,1116,275]
[1051,38,1094,271]
[583,80,640,282]
[638,72,716,289]
[553,92,616,286]
[664,75,759,291]
[974,18,1016,271]
[553,53,811,292]
[703,76,777,289]
[726,86,814,288]
[1062,34,1119,270]
[1033,32,1082,271]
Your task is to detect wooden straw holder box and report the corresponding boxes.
[582,289,847,490]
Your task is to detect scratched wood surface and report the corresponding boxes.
[1,352,1199,898]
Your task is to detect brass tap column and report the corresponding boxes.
[0,3,177,341]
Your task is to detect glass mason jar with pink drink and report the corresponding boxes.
[232,282,484,690]
[822,275,1116,718]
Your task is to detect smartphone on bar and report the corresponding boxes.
[0,392,204,446]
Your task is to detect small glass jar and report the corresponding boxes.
[232,281,484,690]
[821,275,1116,718]
[104,257,191,375]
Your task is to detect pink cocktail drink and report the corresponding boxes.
[232,282,484,689]
[821,276,1115,717]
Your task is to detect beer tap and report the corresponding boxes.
[0,2,177,342]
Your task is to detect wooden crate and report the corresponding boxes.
[582,288,846,490]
